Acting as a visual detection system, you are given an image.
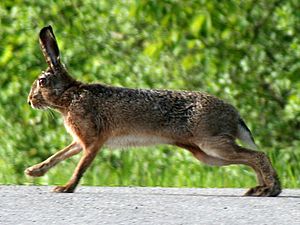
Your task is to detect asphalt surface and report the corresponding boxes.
[0,186,299,225]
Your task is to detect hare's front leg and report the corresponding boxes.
[25,142,82,177]
[52,141,103,193]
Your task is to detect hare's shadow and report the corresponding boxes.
[157,193,300,198]
[69,188,300,198]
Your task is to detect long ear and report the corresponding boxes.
[39,25,61,71]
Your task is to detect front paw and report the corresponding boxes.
[24,164,47,177]
[52,185,75,193]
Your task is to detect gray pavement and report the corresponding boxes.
[0,186,299,225]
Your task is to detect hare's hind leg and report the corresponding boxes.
[25,142,82,177]
[176,143,232,166]
[198,135,281,197]
[177,143,265,186]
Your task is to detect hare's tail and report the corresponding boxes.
[237,118,258,150]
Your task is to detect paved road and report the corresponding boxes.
[0,186,299,225]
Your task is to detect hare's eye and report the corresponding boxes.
[38,78,47,87]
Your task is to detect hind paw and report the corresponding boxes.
[244,185,281,197]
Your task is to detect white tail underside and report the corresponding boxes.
[237,124,258,150]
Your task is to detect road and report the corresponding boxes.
[0,186,299,225]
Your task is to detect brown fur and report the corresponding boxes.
[25,26,281,196]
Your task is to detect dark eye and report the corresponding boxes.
[38,78,47,87]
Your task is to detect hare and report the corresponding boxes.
[25,25,281,196]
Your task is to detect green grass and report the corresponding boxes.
[1,139,299,188]
[0,106,299,188]
[4,146,257,188]
[0,0,300,188]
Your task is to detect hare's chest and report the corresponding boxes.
[105,135,172,149]
[63,115,84,143]
[64,122,80,142]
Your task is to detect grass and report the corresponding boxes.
[0,109,298,188]
[0,110,298,189]
[1,1,300,189]
[2,139,299,188]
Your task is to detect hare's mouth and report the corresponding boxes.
[30,102,47,110]
[34,105,48,110]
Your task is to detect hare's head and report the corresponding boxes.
[28,26,76,109]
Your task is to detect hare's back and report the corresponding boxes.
[79,84,239,137]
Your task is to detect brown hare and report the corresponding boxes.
[25,25,281,196]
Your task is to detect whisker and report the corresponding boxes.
[49,109,56,120]
[46,109,56,120]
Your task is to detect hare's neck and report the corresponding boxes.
[52,81,82,114]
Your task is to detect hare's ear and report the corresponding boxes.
[39,25,62,71]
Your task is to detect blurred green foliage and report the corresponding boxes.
[0,0,299,188]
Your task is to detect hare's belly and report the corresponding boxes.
[105,135,172,148]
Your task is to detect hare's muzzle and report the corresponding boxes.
[27,95,32,107]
